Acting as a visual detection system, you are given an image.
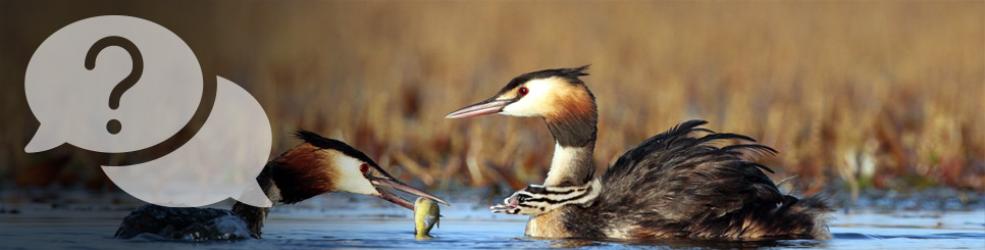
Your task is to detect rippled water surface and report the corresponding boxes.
[1,193,983,249]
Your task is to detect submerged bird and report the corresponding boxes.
[446,66,830,241]
[413,197,441,239]
[115,130,448,241]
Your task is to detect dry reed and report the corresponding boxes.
[1,1,982,195]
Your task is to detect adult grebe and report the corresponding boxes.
[447,66,830,240]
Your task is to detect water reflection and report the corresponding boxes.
[0,192,983,249]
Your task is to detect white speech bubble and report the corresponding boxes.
[101,76,272,207]
[25,15,202,153]
[25,15,273,207]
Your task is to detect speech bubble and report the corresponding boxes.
[25,15,273,207]
[101,76,273,207]
[25,15,202,153]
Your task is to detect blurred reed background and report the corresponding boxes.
[1,1,982,200]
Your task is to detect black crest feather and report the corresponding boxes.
[499,65,591,94]
[295,130,382,169]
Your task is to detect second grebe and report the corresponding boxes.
[115,130,447,240]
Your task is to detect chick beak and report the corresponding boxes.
[369,175,450,210]
[445,97,512,119]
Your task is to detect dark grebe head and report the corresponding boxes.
[273,131,449,209]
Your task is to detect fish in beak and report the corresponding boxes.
[414,197,440,239]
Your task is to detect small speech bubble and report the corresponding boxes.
[25,15,202,153]
[102,77,272,207]
[25,15,273,207]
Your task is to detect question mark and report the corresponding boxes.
[84,36,143,135]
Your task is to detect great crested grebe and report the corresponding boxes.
[490,178,602,216]
[446,66,831,241]
[115,130,447,240]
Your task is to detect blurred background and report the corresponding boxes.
[1,0,982,210]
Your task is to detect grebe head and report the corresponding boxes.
[446,65,595,121]
[447,66,599,186]
[282,131,449,209]
[490,179,601,215]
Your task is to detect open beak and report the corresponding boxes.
[369,175,450,210]
[445,98,513,119]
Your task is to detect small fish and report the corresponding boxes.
[413,197,440,239]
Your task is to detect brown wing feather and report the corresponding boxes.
[564,120,830,240]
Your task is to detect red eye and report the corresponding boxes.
[518,86,529,96]
[359,164,370,173]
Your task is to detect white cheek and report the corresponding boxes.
[501,98,540,117]
[334,157,379,196]
[500,79,557,117]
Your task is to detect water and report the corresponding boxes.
[1,193,983,249]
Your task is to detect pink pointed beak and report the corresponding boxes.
[369,175,449,209]
[445,98,513,119]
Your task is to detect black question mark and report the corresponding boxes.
[85,36,143,135]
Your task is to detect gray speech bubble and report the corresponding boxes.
[25,15,202,153]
